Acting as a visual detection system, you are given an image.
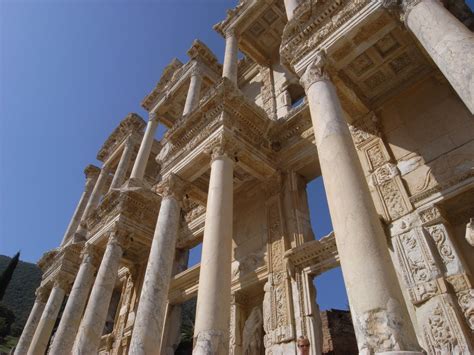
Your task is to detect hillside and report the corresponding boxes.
[0,255,42,336]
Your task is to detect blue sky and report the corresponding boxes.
[17,0,474,311]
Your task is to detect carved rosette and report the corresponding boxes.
[155,173,186,202]
[299,50,330,91]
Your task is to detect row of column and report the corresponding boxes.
[60,136,139,246]
[16,231,129,355]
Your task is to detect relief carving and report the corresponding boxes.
[456,289,474,331]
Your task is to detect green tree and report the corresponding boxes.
[0,304,15,340]
[0,252,20,301]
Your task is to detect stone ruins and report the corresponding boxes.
[15,0,474,354]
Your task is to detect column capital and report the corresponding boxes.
[35,286,50,303]
[108,227,131,249]
[149,112,159,123]
[300,50,330,91]
[81,243,102,267]
[84,164,101,180]
[54,273,72,293]
[381,0,424,23]
[190,64,203,78]
[224,27,237,39]
[206,134,239,163]
[156,173,186,201]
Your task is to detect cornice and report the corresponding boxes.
[97,113,146,162]
[280,0,374,70]
[141,58,184,111]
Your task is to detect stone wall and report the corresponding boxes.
[320,309,358,355]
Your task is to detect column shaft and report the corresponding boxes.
[14,292,47,355]
[49,247,99,355]
[73,236,123,354]
[74,168,109,240]
[183,71,203,116]
[110,137,135,190]
[60,167,99,246]
[405,0,474,113]
[222,31,238,84]
[129,118,159,182]
[284,0,302,20]
[130,193,181,354]
[301,54,420,353]
[28,284,66,355]
[193,153,234,355]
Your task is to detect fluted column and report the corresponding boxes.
[73,231,127,354]
[60,165,100,246]
[283,0,302,20]
[222,29,238,85]
[400,0,474,113]
[14,287,49,355]
[28,277,70,355]
[193,143,234,355]
[49,244,101,355]
[300,51,421,354]
[130,174,185,354]
[129,114,159,183]
[183,66,203,116]
[74,166,109,239]
[109,136,135,191]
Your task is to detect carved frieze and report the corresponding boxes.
[280,0,371,67]
[424,223,462,276]
[264,197,295,347]
[420,295,473,354]
[392,227,440,292]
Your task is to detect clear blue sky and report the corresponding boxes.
[17,0,474,311]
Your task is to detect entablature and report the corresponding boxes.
[142,41,222,128]
[38,242,83,288]
[97,113,146,162]
[215,0,287,65]
[284,232,339,275]
[86,188,161,259]
[157,78,277,186]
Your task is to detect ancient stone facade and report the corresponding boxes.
[17,1,474,354]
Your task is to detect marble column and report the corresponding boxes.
[109,136,135,191]
[48,244,101,355]
[300,51,421,354]
[129,114,159,183]
[28,278,69,355]
[402,0,474,113]
[284,0,302,20]
[74,166,109,239]
[193,145,234,355]
[129,174,184,354]
[60,165,100,246]
[14,287,49,355]
[222,29,238,85]
[73,231,126,354]
[183,66,203,116]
